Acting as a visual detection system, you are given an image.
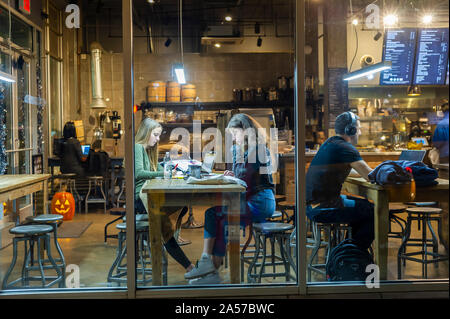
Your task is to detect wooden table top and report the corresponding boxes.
[0,174,51,193]
[345,176,449,190]
[142,178,245,194]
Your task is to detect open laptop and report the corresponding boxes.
[202,152,216,174]
[399,150,426,162]
[81,144,91,156]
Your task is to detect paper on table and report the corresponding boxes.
[186,174,247,188]
[171,159,202,173]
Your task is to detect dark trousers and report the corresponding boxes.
[307,195,374,249]
[134,197,191,269]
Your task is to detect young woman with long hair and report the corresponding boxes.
[184,113,276,284]
[135,117,195,275]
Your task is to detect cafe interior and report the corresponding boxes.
[0,0,448,298]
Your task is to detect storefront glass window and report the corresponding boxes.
[130,0,298,289]
[0,9,33,51]
[304,0,448,286]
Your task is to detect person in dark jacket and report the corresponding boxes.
[432,102,449,164]
[184,113,276,284]
[305,112,375,250]
[60,121,86,177]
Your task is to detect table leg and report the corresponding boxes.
[43,180,48,214]
[367,188,389,281]
[227,193,241,284]
[147,192,164,286]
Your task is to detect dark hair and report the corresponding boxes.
[63,121,77,140]
[334,112,357,135]
[441,102,449,113]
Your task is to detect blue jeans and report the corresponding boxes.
[306,195,374,249]
[204,189,275,256]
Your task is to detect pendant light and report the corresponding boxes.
[173,0,186,84]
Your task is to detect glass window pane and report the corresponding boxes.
[304,0,449,286]
[132,0,298,288]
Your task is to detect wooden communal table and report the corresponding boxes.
[0,174,51,224]
[343,177,449,280]
[143,178,245,286]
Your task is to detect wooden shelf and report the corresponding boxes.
[139,100,294,111]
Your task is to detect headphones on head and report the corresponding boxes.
[344,112,358,136]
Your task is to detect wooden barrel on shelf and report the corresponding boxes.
[181,84,196,102]
[147,81,166,102]
[166,81,181,102]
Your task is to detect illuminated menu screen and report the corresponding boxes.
[380,29,417,85]
[414,28,449,85]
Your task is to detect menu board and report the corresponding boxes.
[380,28,417,85]
[413,28,449,85]
[328,68,349,128]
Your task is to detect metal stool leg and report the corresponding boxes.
[85,179,92,214]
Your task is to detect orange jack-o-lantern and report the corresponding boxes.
[51,192,75,221]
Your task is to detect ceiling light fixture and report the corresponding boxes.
[352,18,359,26]
[343,61,392,81]
[0,70,16,83]
[383,14,398,26]
[173,0,186,85]
[173,63,186,85]
[422,15,433,24]
[214,43,221,48]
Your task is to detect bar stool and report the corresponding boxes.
[56,173,82,214]
[85,176,107,214]
[398,207,448,279]
[246,222,296,283]
[2,225,64,289]
[275,194,287,207]
[104,207,126,243]
[278,201,296,223]
[25,214,66,275]
[389,203,408,239]
[307,220,352,281]
[107,221,168,286]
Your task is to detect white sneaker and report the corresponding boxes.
[188,272,222,285]
[184,255,216,280]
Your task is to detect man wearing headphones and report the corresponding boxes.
[305,111,374,249]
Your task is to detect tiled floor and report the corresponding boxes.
[0,205,448,291]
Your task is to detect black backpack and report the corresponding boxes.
[326,239,374,282]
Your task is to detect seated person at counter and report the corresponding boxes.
[134,117,195,275]
[60,121,86,177]
[184,113,276,284]
[432,102,449,164]
[305,111,374,250]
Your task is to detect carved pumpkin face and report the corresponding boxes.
[51,192,75,221]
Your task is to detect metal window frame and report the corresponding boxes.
[0,0,448,299]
